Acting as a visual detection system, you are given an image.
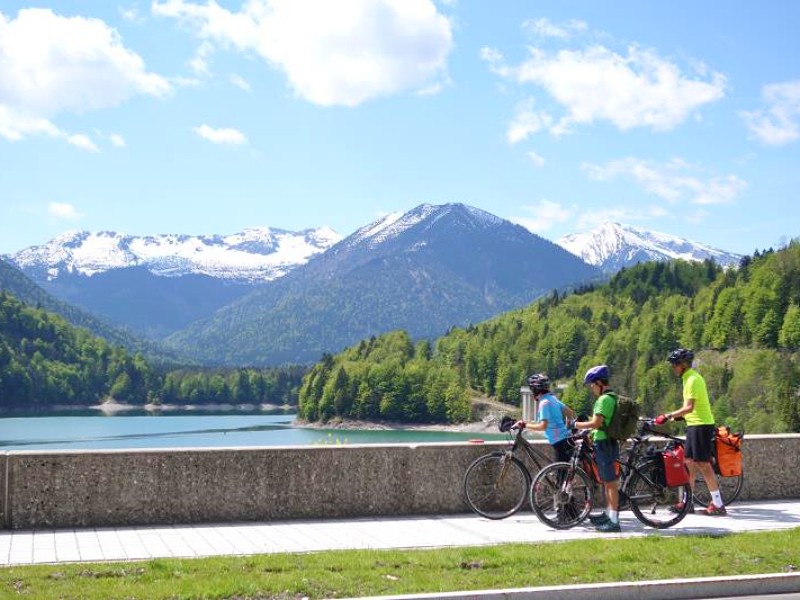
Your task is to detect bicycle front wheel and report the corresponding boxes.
[627,459,692,529]
[530,462,594,530]
[463,452,531,519]
[693,472,743,507]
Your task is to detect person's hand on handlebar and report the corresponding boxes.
[654,414,669,425]
[512,420,526,430]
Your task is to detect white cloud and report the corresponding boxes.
[229,74,251,91]
[526,150,545,168]
[120,4,143,23]
[0,8,171,144]
[511,200,573,233]
[582,157,747,206]
[152,0,453,107]
[522,18,587,40]
[740,80,800,146]
[193,124,248,145]
[487,42,727,135]
[48,202,83,220]
[92,129,127,148]
[507,98,553,143]
[480,46,503,64]
[67,134,99,152]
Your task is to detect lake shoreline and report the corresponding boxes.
[294,417,502,434]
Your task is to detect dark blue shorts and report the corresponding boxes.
[594,439,620,482]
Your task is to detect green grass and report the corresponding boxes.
[1,529,798,600]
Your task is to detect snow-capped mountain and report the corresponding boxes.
[9,227,342,283]
[557,222,742,273]
[166,203,602,365]
[345,204,504,250]
[6,226,342,340]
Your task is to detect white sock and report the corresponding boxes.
[608,509,619,523]
[710,490,724,508]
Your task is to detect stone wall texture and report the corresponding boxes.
[2,434,797,530]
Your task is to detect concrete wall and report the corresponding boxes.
[3,434,798,530]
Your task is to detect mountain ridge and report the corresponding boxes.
[557,221,741,273]
[164,203,602,365]
[9,226,341,283]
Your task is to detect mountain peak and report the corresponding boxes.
[557,222,741,273]
[347,203,506,250]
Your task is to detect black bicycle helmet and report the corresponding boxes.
[583,364,609,385]
[667,348,694,365]
[527,373,550,393]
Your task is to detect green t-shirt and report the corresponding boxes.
[592,391,616,442]
[682,368,714,426]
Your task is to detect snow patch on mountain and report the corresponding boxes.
[349,203,505,250]
[10,227,342,282]
[557,222,741,272]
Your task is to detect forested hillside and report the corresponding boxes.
[0,257,189,365]
[0,290,304,410]
[299,243,800,433]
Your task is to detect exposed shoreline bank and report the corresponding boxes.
[294,417,502,434]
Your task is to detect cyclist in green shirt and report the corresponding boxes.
[573,364,621,532]
[657,348,727,516]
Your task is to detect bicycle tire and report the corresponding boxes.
[463,452,531,519]
[627,459,692,529]
[530,462,594,530]
[693,472,743,507]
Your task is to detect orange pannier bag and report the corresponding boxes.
[715,425,743,476]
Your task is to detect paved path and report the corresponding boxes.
[1,499,799,566]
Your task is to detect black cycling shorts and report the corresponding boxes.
[685,424,715,462]
[551,437,574,463]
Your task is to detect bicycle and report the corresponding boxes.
[648,422,743,508]
[463,416,558,519]
[530,418,693,530]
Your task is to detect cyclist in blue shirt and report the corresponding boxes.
[514,373,575,462]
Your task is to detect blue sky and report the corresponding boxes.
[2,1,799,256]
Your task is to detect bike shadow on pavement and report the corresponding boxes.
[603,506,800,538]
[711,505,800,524]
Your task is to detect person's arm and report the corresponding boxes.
[574,413,604,431]
[665,397,694,421]
[525,419,547,432]
[562,405,576,421]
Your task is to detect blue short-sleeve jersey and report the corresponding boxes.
[537,393,570,445]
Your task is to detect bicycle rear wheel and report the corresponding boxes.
[693,472,743,507]
[530,462,594,530]
[463,452,531,519]
[627,460,692,529]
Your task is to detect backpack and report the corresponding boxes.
[603,392,640,441]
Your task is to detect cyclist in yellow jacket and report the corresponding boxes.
[658,348,727,516]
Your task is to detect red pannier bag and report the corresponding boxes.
[715,425,743,476]
[662,444,690,487]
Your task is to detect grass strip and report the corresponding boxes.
[0,528,798,600]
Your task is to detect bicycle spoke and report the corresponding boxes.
[693,473,743,507]
[464,453,530,519]
[530,463,593,530]
[627,461,691,529]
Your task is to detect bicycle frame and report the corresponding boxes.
[508,427,557,473]
[533,421,693,529]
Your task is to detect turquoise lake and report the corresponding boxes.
[0,411,509,450]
